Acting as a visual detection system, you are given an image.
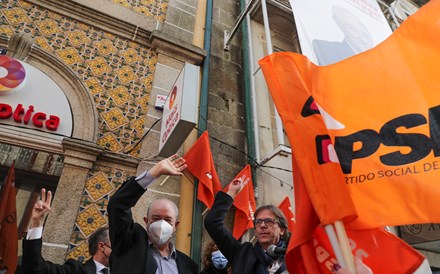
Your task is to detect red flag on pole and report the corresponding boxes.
[0,162,17,273]
[277,196,295,233]
[312,226,425,274]
[184,131,221,208]
[224,165,256,239]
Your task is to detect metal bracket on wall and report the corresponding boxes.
[223,0,259,51]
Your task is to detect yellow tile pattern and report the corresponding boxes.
[76,206,108,237]
[111,0,168,22]
[85,173,114,201]
[0,0,162,260]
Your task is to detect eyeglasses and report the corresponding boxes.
[103,242,112,249]
[254,218,278,227]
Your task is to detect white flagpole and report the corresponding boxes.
[324,224,346,268]
[334,221,356,273]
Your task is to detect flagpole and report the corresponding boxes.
[334,221,356,274]
[324,224,346,268]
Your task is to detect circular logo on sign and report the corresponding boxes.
[0,55,26,92]
[169,86,177,109]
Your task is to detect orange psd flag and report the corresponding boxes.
[184,131,221,208]
[224,165,256,239]
[0,162,17,274]
[259,0,440,229]
[277,196,295,233]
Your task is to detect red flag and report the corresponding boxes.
[0,162,17,273]
[224,165,256,239]
[312,227,425,274]
[277,196,295,233]
[184,131,221,208]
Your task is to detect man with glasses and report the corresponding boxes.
[205,177,289,274]
[22,189,111,274]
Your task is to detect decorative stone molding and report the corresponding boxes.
[150,30,206,65]
[62,138,102,169]
[26,0,154,45]
[26,0,206,65]
[6,32,34,61]
[97,151,139,174]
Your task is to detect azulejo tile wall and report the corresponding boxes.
[0,0,158,156]
[0,0,165,261]
[111,0,168,21]
[67,165,127,261]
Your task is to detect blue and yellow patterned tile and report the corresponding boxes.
[86,57,112,76]
[79,194,94,210]
[0,26,14,36]
[97,133,123,152]
[84,78,104,95]
[101,108,129,130]
[66,30,91,46]
[2,8,30,25]
[115,66,138,84]
[76,205,107,237]
[108,86,133,106]
[66,241,90,262]
[85,172,114,201]
[120,48,142,64]
[94,39,118,56]
[56,47,83,65]
[95,196,109,216]
[36,19,62,36]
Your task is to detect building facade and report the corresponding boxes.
[1,0,437,272]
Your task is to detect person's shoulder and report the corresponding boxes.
[63,258,87,272]
[176,249,198,266]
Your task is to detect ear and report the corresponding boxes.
[174,220,180,231]
[144,217,149,228]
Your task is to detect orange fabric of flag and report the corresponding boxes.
[284,159,321,274]
[277,196,295,233]
[223,165,256,239]
[0,162,17,274]
[184,131,221,208]
[260,0,440,229]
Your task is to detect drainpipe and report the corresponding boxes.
[176,0,207,258]
[240,0,258,184]
[190,0,213,266]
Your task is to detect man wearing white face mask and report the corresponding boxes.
[107,155,198,274]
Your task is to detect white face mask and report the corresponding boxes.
[147,220,174,246]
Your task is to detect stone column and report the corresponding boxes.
[41,138,102,263]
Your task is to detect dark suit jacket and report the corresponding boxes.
[107,176,199,274]
[22,238,96,274]
[204,192,259,274]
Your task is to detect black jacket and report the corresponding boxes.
[22,238,96,274]
[107,176,199,274]
[204,192,259,274]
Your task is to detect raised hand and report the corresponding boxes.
[30,188,52,229]
[149,154,187,178]
[226,175,249,199]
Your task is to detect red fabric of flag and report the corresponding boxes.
[184,131,221,208]
[0,162,17,274]
[312,226,425,274]
[277,196,295,233]
[224,165,256,239]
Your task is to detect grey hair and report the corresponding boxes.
[147,198,179,220]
